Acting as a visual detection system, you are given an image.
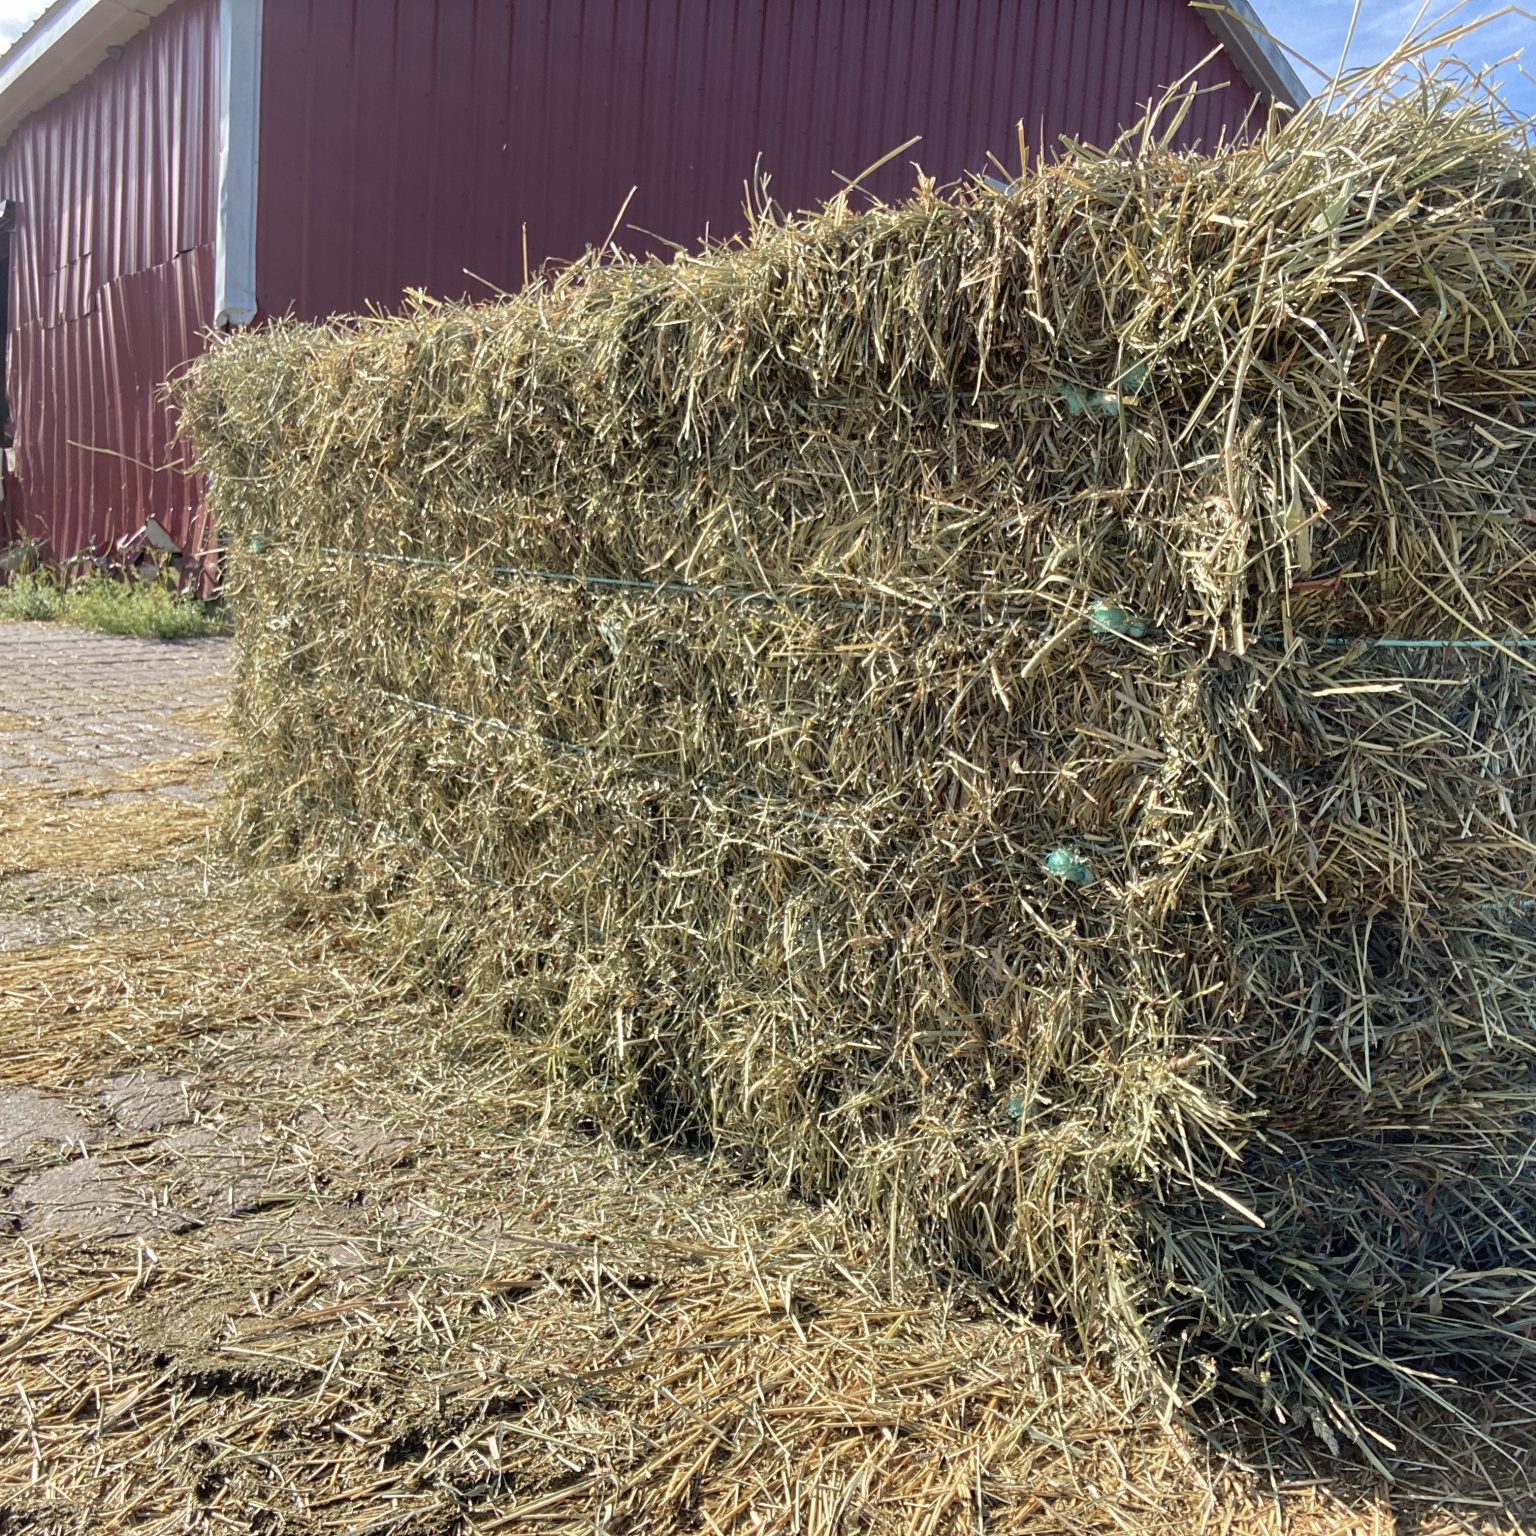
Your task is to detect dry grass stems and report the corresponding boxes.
[181,70,1536,1470]
[4,868,1529,1533]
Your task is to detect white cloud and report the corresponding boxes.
[0,1,48,53]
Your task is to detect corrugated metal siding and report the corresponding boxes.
[0,0,219,562]
[257,0,1262,322]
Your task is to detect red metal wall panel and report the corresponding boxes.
[0,0,219,563]
[0,0,1265,563]
[256,0,1262,322]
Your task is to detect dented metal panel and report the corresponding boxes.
[0,0,219,562]
[256,0,1265,323]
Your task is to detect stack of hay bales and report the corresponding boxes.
[182,78,1536,1459]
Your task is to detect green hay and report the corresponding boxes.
[181,73,1536,1465]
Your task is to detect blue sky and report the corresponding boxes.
[0,4,38,51]
[1262,2,1534,116]
[0,2,1530,116]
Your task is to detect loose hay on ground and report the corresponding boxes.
[4,900,1530,1534]
[0,755,221,881]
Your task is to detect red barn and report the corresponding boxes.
[0,0,1302,571]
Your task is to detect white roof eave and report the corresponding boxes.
[0,0,182,149]
[1194,0,1310,109]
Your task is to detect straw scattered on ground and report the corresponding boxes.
[3,753,1531,1534]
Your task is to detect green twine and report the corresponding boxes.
[1089,599,1148,640]
[1056,362,1147,418]
[1044,848,1094,886]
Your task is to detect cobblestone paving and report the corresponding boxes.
[0,621,231,952]
[0,621,230,789]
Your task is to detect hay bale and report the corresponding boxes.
[181,74,1536,1460]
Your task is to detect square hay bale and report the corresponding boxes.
[181,76,1536,1463]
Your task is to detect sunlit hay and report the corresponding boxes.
[0,753,221,881]
[4,901,1527,1531]
[181,73,1536,1462]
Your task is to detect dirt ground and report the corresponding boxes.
[1,621,1531,1535]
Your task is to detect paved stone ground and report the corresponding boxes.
[1,620,244,1246]
[0,621,230,789]
[0,621,232,953]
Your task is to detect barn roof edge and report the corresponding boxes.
[0,0,182,148]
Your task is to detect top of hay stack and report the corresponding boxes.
[186,68,1536,656]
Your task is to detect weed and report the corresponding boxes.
[0,571,64,621]
[0,570,228,639]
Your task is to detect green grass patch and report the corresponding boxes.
[0,572,64,621]
[0,572,229,639]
